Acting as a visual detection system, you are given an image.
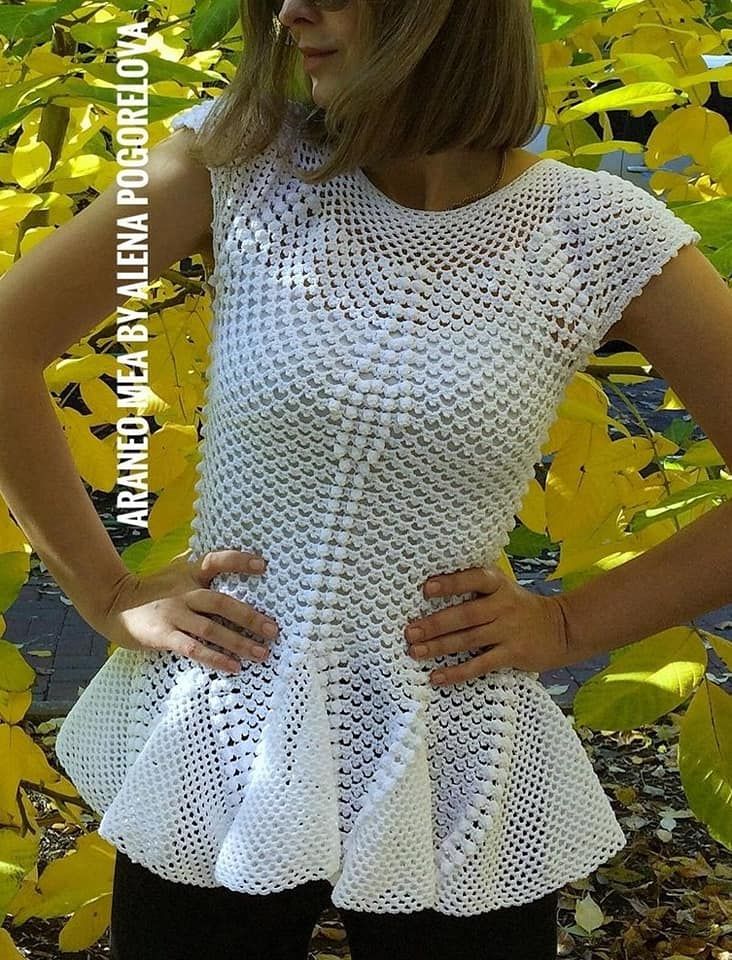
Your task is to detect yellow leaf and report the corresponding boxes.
[555,394,620,429]
[612,51,679,87]
[0,825,40,918]
[0,723,79,829]
[113,381,166,416]
[679,682,732,848]
[678,64,732,89]
[10,140,52,190]
[55,406,118,492]
[0,191,44,239]
[595,435,655,473]
[58,892,112,953]
[560,82,684,123]
[551,519,635,583]
[0,690,32,726]
[682,33,723,60]
[62,113,109,157]
[575,893,604,933]
[573,140,645,156]
[494,550,517,583]
[148,460,198,540]
[545,431,619,541]
[0,502,30,556]
[123,525,197,577]
[645,105,729,169]
[149,423,198,492]
[148,304,211,422]
[709,633,732,673]
[0,551,30,613]
[708,133,732,190]
[19,225,55,257]
[516,477,546,534]
[0,925,26,959]
[46,154,103,185]
[613,785,637,806]
[24,48,69,76]
[12,832,115,923]
[678,437,726,467]
[79,377,120,426]
[573,626,708,730]
[45,355,119,392]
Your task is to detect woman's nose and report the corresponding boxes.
[276,0,321,28]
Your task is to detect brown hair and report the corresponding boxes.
[184,0,547,185]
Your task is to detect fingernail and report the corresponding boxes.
[263,622,278,639]
[251,558,266,572]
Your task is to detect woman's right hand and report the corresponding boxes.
[97,550,279,674]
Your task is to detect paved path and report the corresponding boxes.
[9,563,732,722]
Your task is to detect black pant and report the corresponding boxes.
[110,848,559,960]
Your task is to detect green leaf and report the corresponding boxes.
[0,552,30,614]
[678,682,732,849]
[506,524,553,558]
[629,479,731,532]
[560,82,687,122]
[531,0,607,45]
[120,525,193,576]
[190,0,240,52]
[573,626,707,729]
[83,55,217,87]
[0,0,79,44]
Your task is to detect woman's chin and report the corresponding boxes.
[308,76,338,109]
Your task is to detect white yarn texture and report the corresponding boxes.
[55,95,701,916]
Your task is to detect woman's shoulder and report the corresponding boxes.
[508,148,547,178]
[170,95,221,135]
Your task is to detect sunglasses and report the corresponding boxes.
[269,0,350,13]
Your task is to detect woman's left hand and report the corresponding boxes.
[404,563,574,687]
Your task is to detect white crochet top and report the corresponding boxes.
[55,95,701,916]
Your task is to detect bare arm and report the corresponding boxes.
[555,243,732,660]
[0,126,213,634]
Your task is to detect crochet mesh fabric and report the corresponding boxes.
[55,95,701,916]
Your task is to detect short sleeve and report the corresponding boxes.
[170,96,219,135]
[560,169,702,351]
[169,97,223,294]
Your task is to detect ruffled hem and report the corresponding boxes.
[55,648,627,914]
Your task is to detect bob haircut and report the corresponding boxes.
[183,0,548,186]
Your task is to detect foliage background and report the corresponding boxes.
[0,0,730,955]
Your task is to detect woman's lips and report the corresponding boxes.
[303,50,336,71]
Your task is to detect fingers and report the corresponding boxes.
[167,550,279,674]
[167,629,245,675]
[405,567,507,686]
[186,587,279,641]
[421,564,503,601]
[407,621,491,661]
[408,566,504,646]
[406,565,506,652]
[408,583,563,686]
[179,608,271,667]
[405,594,492,649]
[192,549,267,587]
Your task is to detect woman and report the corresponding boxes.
[2,0,729,958]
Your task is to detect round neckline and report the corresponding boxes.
[352,157,553,219]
